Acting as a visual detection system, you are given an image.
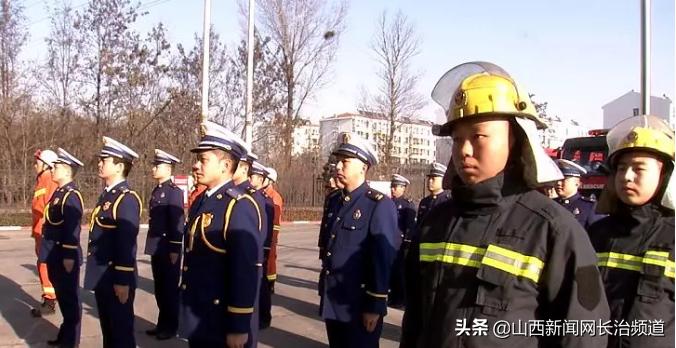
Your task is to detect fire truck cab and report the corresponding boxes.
[559,129,609,199]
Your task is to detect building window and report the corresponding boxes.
[633,108,639,116]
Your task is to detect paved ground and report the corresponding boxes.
[0,224,403,347]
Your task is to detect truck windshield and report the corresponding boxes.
[561,137,608,173]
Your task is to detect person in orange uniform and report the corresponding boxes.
[31,149,60,317]
[187,170,206,211]
[263,167,283,292]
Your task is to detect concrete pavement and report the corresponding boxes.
[0,224,403,347]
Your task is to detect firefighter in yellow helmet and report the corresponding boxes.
[400,62,609,348]
[588,115,675,348]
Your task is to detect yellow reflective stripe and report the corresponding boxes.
[43,287,55,293]
[114,266,134,272]
[419,242,543,282]
[597,251,675,278]
[267,274,277,281]
[665,261,676,279]
[34,188,47,198]
[272,225,281,231]
[597,252,643,272]
[366,290,388,298]
[227,306,254,314]
[419,242,485,268]
[169,241,182,245]
[643,250,670,267]
[482,244,544,283]
[61,244,78,250]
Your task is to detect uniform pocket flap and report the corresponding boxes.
[476,263,512,287]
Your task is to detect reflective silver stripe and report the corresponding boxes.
[597,250,675,278]
[419,242,484,268]
[419,242,544,282]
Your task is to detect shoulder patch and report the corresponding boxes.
[366,189,384,201]
[580,196,595,203]
[226,187,244,200]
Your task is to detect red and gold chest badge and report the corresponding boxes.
[103,202,112,211]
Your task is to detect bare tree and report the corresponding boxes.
[361,10,424,172]
[40,0,82,117]
[255,0,347,168]
[74,0,146,136]
[225,30,285,159]
[171,28,231,128]
[0,0,29,205]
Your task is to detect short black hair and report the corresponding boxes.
[112,157,133,177]
[213,149,238,175]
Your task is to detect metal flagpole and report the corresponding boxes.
[244,0,255,146]
[640,0,651,115]
[201,0,212,123]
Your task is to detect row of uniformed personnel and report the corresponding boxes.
[317,61,674,348]
[36,120,282,348]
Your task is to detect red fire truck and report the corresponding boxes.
[559,129,609,199]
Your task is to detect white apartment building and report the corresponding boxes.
[602,90,673,129]
[539,116,588,149]
[292,123,320,156]
[319,111,436,165]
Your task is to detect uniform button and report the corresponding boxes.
[181,284,187,290]
[331,234,335,239]
[56,241,60,245]
[108,261,113,265]
[344,196,350,202]
[162,233,166,237]
[87,252,91,256]
[183,266,188,271]
[213,299,220,305]
[336,217,341,221]
[326,252,331,256]
[325,270,330,275]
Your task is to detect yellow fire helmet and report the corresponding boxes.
[431,61,547,136]
[606,114,675,166]
[597,114,676,212]
[434,62,562,189]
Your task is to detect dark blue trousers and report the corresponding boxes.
[325,317,383,348]
[258,274,272,329]
[151,253,180,333]
[47,261,82,346]
[94,279,136,348]
[389,243,408,307]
